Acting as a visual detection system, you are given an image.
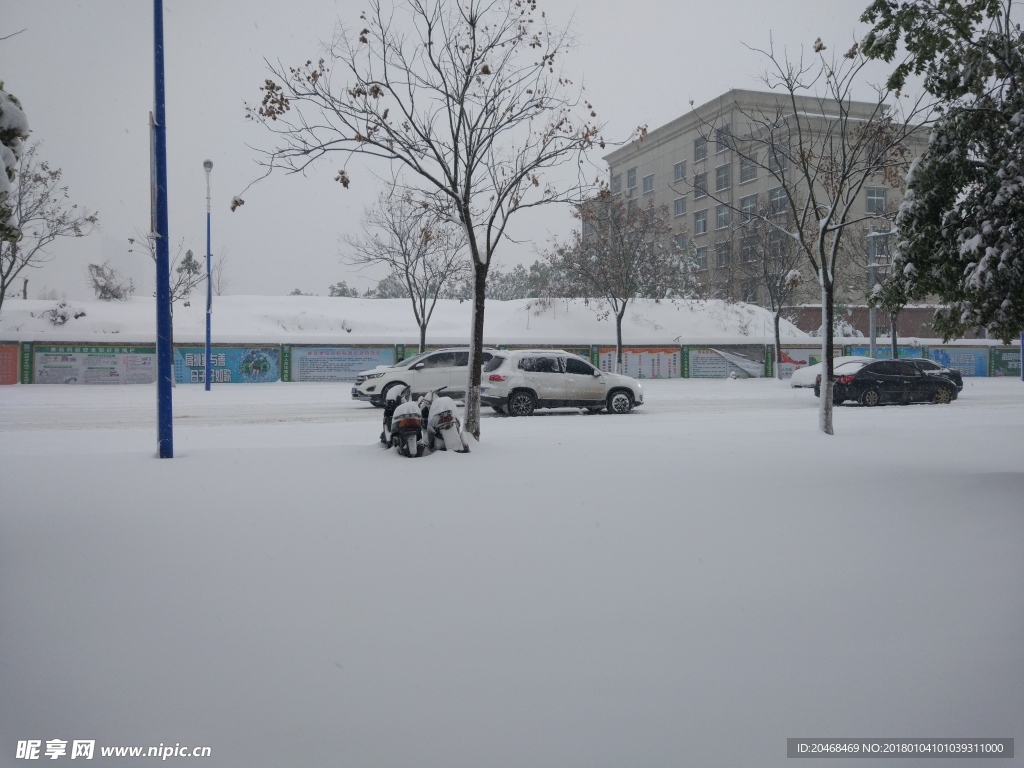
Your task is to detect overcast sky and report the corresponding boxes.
[1,0,900,300]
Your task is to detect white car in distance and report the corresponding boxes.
[481,350,644,416]
[352,347,499,406]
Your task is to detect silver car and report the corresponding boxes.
[480,350,643,415]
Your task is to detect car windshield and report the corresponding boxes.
[394,351,430,368]
[834,361,867,374]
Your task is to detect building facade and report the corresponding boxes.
[601,89,925,310]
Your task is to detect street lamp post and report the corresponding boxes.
[203,159,213,391]
[866,228,889,359]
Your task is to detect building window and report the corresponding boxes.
[674,234,687,251]
[610,174,621,194]
[694,137,707,162]
[627,198,637,214]
[694,246,708,270]
[715,163,731,192]
[866,187,887,214]
[715,126,731,153]
[642,173,654,194]
[742,279,759,303]
[740,154,757,183]
[740,193,757,222]
[716,204,730,230]
[673,197,687,218]
[716,241,732,268]
[644,205,657,225]
[768,143,789,173]
[769,186,787,215]
[694,209,707,235]
[673,161,687,182]
[627,167,637,190]
[741,235,758,262]
[694,172,708,198]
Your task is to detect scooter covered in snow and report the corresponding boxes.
[417,387,470,453]
[380,386,469,456]
[382,386,425,457]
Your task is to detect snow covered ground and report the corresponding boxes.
[1,378,1022,767]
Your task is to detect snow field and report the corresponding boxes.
[1,378,1022,768]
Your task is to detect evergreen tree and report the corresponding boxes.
[0,81,30,245]
[328,280,360,297]
[862,0,1024,341]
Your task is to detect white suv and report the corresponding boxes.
[480,350,643,415]
[352,347,499,406]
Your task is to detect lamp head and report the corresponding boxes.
[203,159,213,172]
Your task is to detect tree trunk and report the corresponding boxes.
[419,323,426,354]
[463,261,488,440]
[616,310,625,374]
[774,311,783,380]
[819,281,834,435]
[890,310,899,358]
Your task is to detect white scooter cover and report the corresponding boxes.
[427,395,468,452]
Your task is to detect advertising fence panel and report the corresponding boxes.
[283,346,395,382]
[174,346,281,384]
[778,347,818,380]
[686,345,768,378]
[32,345,157,385]
[0,343,18,385]
[845,345,925,359]
[990,347,1021,377]
[927,346,989,377]
[597,347,681,378]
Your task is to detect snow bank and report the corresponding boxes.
[0,296,810,345]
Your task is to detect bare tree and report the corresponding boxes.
[342,189,468,352]
[88,262,134,301]
[128,229,204,307]
[211,249,230,296]
[128,229,202,356]
[243,0,606,439]
[0,144,98,314]
[733,201,805,377]
[548,193,690,373]
[683,41,927,433]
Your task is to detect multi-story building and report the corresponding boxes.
[602,88,924,308]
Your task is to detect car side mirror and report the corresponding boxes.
[592,370,601,377]
[411,362,425,370]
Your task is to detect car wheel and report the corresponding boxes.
[932,386,953,405]
[507,390,536,417]
[607,390,633,414]
[380,382,405,404]
[491,405,506,414]
[861,388,881,407]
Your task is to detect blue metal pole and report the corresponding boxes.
[204,160,212,391]
[153,0,173,457]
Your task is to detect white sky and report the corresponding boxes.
[0,0,899,300]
